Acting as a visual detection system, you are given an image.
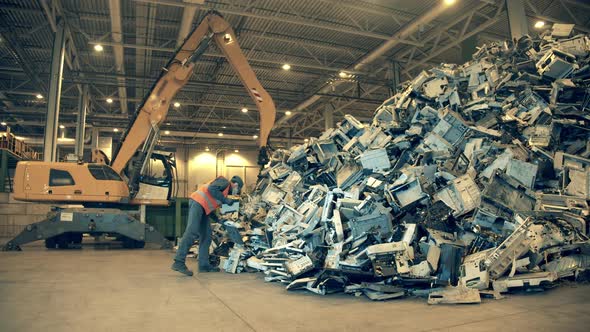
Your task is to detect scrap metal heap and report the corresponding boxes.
[214,24,590,303]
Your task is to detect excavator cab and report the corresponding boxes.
[130,153,176,205]
[12,161,130,204]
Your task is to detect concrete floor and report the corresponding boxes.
[1,243,590,332]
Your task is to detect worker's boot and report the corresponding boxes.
[199,265,220,273]
[171,261,194,276]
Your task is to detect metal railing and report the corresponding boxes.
[0,131,42,160]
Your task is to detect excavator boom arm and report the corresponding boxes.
[208,15,276,148]
[111,12,276,175]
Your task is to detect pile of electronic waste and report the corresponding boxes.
[214,24,590,304]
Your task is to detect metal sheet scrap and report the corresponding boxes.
[212,25,590,303]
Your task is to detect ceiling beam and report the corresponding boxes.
[0,68,312,102]
[39,0,87,96]
[0,31,48,93]
[17,131,302,147]
[133,0,425,47]
[50,12,378,55]
[108,0,129,114]
[176,0,201,47]
[0,92,15,108]
[272,1,454,131]
[88,41,369,75]
[3,104,372,131]
[134,1,158,107]
[0,70,386,116]
[402,3,506,75]
[529,14,590,34]
[561,0,590,11]
[6,44,337,80]
[293,85,382,136]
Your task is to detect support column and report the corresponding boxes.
[91,127,99,150]
[324,106,334,131]
[175,198,182,239]
[140,205,146,224]
[43,20,66,162]
[0,151,7,193]
[74,85,88,160]
[183,147,189,197]
[461,35,479,63]
[506,0,528,41]
[391,60,401,95]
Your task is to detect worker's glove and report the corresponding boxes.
[258,146,269,166]
[225,195,240,204]
[209,213,220,223]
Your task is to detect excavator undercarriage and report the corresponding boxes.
[3,208,171,251]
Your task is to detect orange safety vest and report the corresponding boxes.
[190,177,230,215]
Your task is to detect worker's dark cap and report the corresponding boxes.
[230,175,244,189]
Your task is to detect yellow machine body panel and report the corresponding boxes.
[13,161,130,204]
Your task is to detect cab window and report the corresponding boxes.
[49,169,75,186]
[88,165,123,181]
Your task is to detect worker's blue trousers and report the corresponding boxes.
[173,199,212,267]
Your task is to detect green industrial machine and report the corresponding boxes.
[0,149,13,193]
[145,197,190,240]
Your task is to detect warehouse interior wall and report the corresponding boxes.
[174,148,259,197]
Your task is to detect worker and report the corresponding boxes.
[171,175,244,276]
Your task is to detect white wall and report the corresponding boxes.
[174,148,259,197]
[222,150,260,194]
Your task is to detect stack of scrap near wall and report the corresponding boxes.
[213,24,590,304]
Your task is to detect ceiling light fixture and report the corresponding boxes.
[1,122,6,126]
[164,130,170,135]
[205,147,210,152]
[218,132,224,137]
[106,98,113,104]
[304,138,309,142]
[285,111,292,116]
[253,135,258,139]
[36,94,43,99]
[338,71,349,78]
[113,128,119,132]
[443,0,456,6]
[173,102,180,108]
[534,20,545,29]
[223,33,233,43]
[59,125,65,129]
[234,149,239,153]
[94,44,104,52]
[282,63,291,71]
[241,107,248,113]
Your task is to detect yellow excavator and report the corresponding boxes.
[3,11,276,250]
